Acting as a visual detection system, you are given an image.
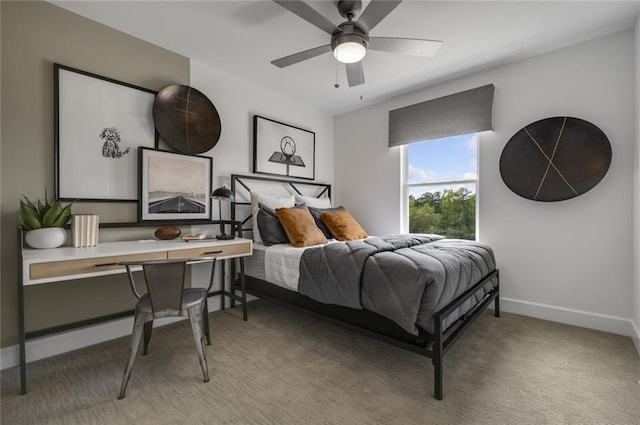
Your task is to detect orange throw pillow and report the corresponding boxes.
[320,210,368,241]
[275,207,328,248]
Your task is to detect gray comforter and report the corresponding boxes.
[298,235,497,335]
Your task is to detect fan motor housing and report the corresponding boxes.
[331,21,369,52]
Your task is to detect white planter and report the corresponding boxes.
[25,228,67,249]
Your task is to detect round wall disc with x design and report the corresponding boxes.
[153,85,221,154]
[499,116,611,202]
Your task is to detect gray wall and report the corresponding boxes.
[335,29,637,336]
[0,1,189,347]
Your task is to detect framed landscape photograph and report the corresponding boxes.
[253,115,315,180]
[54,63,158,202]
[138,147,212,222]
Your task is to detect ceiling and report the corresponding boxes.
[52,1,640,116]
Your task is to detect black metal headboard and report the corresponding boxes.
[230,174,332,239]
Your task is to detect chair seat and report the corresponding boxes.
[184,287,208,298]
[136,288,208,314]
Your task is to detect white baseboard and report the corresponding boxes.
[0,296,230,371]
[500,297,636,338]
[631,319,640,357]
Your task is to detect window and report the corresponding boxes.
[403,133,478,240]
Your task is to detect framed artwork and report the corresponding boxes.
[253,115,315,180]
[54,63,158,202]
[138,147,212,222]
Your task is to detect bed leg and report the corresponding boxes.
[433,315,443,400]
[433,356,443,400]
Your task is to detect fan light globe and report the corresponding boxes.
[333,41,366,63]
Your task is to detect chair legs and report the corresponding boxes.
[118,309,148,399]
[142,320,153,355]
[118,304,210,399]
[188,304,209,383]
[203,299,211,346]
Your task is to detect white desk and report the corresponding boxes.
[17,229,252,395]
[22,238,252,285]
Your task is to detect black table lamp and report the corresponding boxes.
[211,186,235,240]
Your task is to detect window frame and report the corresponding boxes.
[401,134,479,240]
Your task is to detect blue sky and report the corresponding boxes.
[407,133,477,184]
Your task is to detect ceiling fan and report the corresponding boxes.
[270,0,443,87]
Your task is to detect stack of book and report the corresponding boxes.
[71,214,99,247]
[181,233,211,242]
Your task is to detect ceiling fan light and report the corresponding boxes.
[333,41,366,63]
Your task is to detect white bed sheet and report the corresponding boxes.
[245,240,340,291]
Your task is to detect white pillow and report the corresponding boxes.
[294,194,332,209]
[251,191,295,244]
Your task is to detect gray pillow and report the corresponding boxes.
[308,206,345,239]
[257,203,308,246]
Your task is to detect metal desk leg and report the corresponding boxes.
[240,257,247,321]
[17,226,27,395]
[220,259,226,311]
[230,258,236,309]
[18,277,27,395]
[494,272,501,317]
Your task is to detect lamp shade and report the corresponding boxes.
[333,41,366,64]
[211,186,234,201]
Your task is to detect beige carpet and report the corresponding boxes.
[1,299,639,425]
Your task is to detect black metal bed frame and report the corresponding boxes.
[229,174,500,400]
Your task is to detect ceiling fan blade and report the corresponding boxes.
[369,37,443,57]
[271,44,332,68]
[357,0,402,32]
[346,61,365,87]
[273,1,340,35]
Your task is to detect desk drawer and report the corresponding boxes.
[167,242,251,260]
[29,252,167,280]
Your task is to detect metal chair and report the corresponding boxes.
[117,257,217,399]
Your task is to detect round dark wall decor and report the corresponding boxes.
[499,116,611,202]
[152,85,221,154]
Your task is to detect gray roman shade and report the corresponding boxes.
[388,84,495,147]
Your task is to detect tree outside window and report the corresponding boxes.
[405,134,477,240]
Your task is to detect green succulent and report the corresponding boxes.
[20,189,74,230]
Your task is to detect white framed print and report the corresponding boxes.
[138,147,212,222]
[54,63,157,202]
[253,115,315,180]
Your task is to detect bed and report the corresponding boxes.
[230,174,500,400]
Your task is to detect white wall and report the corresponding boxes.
[190,60,334,190]
[633,15,640,352]
[335,30,637,337]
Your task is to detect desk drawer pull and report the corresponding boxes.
[95,262,118,267]
[203,250,223,255]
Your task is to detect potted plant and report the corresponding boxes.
[20,189,74,249]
